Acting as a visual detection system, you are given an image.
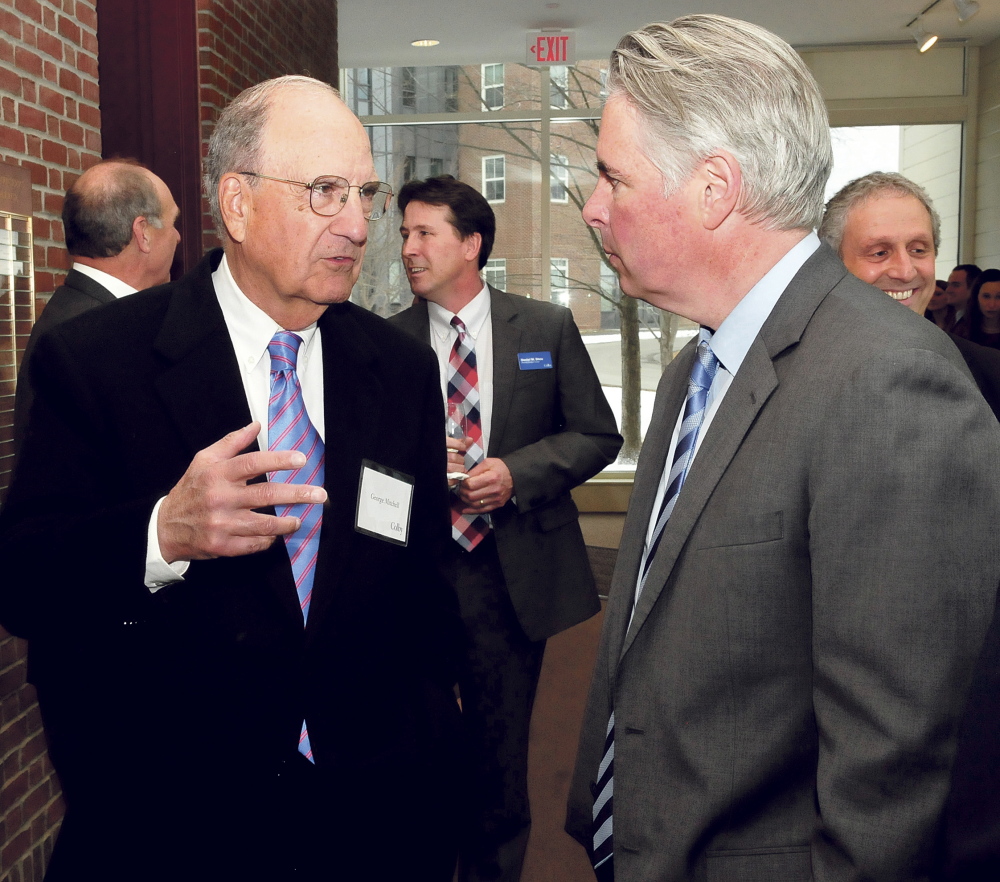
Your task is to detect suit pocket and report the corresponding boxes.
[694,510,783,550]
[707,846,811,882]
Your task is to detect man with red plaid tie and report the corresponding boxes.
[393,175,622,882]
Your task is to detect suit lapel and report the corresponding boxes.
[487,286,520,457]
[152,251,305,628]
[304,303,384,640]
[152,252,254,462]
[617,243,847,661]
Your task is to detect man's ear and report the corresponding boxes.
[218,174,249,243]
[463,231,483,265]
[697,150,742,231]
[132,216,153,253]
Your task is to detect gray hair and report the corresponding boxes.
[606,14,832,232]
[819,171,941,255]
[202,75,341,231]
[63,159,163,258]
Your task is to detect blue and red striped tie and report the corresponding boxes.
[268,330,324,763]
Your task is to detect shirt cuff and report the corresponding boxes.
[145,496,190,592]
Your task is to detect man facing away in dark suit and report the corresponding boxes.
[820,171,1000,421]
[0,76,465,881]
[566,15,1000,882]
[13,158,180,455]
[390,175,622,882]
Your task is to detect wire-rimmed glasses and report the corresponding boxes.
[238,172,393,220]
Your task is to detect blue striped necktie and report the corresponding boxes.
[268,330,325,763]
[592,336,720,875]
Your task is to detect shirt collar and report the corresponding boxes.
[212,253,320,374]
[71,262,137,299]
[707,232,820,375]
[427,282,491,343]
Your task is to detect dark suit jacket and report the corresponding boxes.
[951,333,1000,420]
[13,268,116,455]
[390,286,622,641]
[939,587,1000,880]
[567,244,1000,881]
[0,250,464,880]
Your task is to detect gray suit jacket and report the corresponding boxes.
[391,285,622,641]
[567,244,1000,881]
[14,268,117,456]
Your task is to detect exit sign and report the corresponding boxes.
[526,30,576,66]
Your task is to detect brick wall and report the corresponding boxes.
[0,2,101,879]
[196,0,338,251]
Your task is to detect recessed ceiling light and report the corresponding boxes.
[411,39,440,48]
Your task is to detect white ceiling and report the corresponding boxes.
[338,0,1000,70]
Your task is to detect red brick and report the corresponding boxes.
[81,78,97,102]
[81,28,96,55]
[34,217,51,241]
[58,67,80,95]
[0,9,22,40]
[41,139,67,166]
[0,126,24,153]
[0,65,18,95]
[84,128,99,152]
[36,29,62,63]
[78,103,99,128]
[41,4,54,31]
[59,119,82,147]
[21,780,49,819]
[38,86,63,115]
[22,21,34,47]
[56,15,80,45]
[17,103,44,133]
[13,47,42,78]
[20,79,35,103]
[13,0,42,25]
[42,192,63,215]
[65,96,76,120]
[77,2,97,32]
[0,39,13,64]
[43,59,57,83]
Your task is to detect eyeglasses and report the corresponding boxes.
[238,172,394,221]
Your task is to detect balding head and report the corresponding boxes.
[64,159,180,289]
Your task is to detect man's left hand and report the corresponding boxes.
[457,457,513,514]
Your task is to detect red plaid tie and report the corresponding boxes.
[448,316,490,551]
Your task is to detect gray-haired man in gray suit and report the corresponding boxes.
[566,15,1000,882]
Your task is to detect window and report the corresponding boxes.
[550,258,569,307]
[354,68,373,115]
[401,67,416,108]
[482,155,505,203]
[444,67,458,112]
[550,154,569,203]
[481,63,504,110]
[550,65,568,109]
[484,259,507,291]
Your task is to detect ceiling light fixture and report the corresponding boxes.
[908,17,939,51]
[411,39,440,48]
[954,0,980,22]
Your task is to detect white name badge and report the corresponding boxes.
[355,460,414,547]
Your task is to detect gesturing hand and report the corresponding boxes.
[157,422,327,563]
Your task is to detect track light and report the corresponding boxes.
[954,0,980,22]
[909,18,938,52]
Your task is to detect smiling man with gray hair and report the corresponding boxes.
[567,15,1000,882]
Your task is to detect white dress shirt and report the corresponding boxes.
[72,262,137,299]
[426,282,494,453]
[145,254,325,589]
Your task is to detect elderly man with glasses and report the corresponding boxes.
[0,75,465,882]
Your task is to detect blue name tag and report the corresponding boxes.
[518,351,553,370]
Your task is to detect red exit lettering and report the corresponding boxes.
[535,34,569,63]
